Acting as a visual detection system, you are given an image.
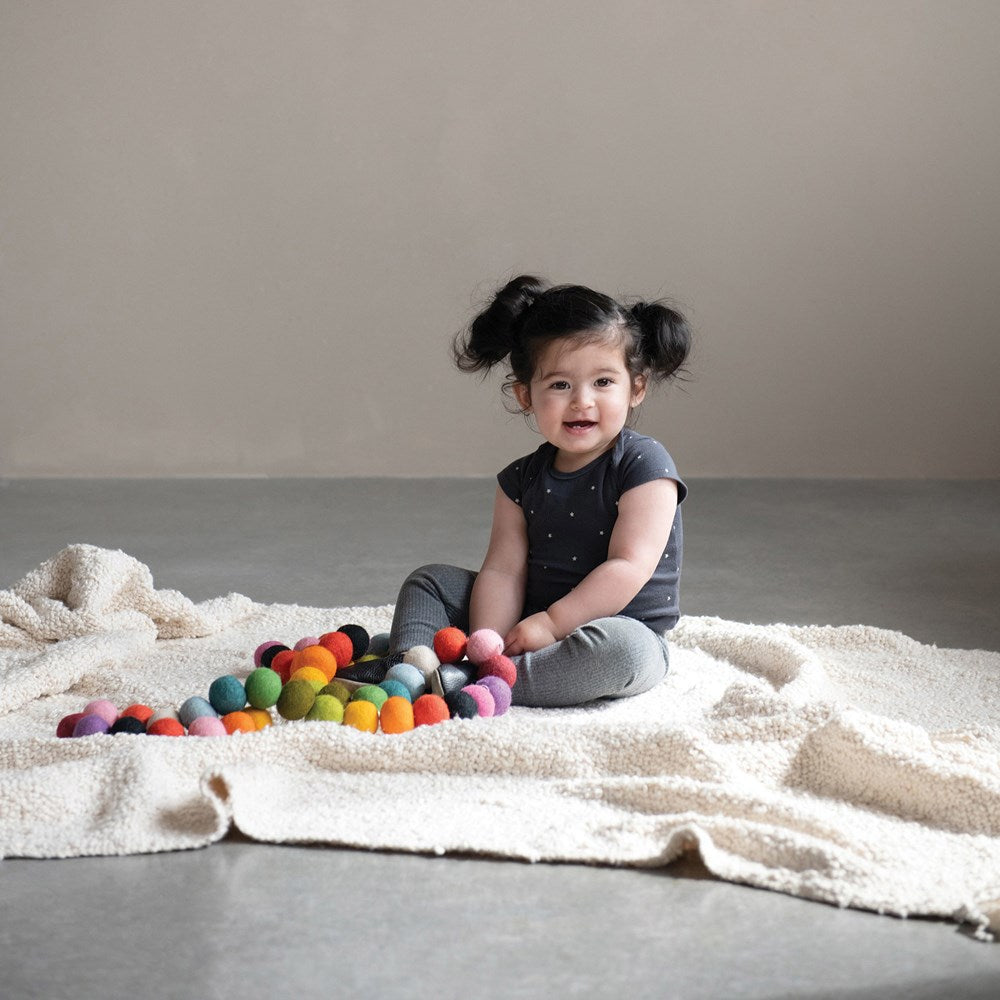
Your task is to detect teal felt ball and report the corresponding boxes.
[378,678,412,703]
[209,675,247,715]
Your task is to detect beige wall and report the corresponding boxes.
[2,1,998,478]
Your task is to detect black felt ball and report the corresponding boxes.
[260,644,290,669]
[338,624,370,661]
[110,715,146,735]
[444,689,478,719]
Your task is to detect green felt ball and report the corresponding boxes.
[351,684,389,711]
[320,680,352,706]
[245,667,282,709]
[276,679,316,720]
[306,694,345,723]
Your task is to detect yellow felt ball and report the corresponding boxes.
[289,666,329,693]
[343,700,378,733]
[244,707,273,730]
[379,696,415,735]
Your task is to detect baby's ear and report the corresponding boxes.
[630,373,648,407]
[512,382,532,412]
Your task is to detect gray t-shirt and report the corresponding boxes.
[497,430,687,634]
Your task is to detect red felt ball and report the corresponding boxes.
[433,627,468,664]
[318,631,354,668]
[270,649,297,684]
[412,693,451,727]
[121,704,154,724]
[56,712,85,738]
[147,718,186,737]
[478,654,517,687]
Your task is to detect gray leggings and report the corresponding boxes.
[389,564,670,708]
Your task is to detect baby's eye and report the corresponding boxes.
[595,377,614,387]
[549,380,570,390]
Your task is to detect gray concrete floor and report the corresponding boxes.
[1,478,999,999]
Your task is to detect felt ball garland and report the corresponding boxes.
[55,626,514,738]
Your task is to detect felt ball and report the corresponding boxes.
[260,644,290,669]
[466,629,504,665]
[209,675,247,715]
[320,680,353,706]
[351,684,389,712]
[147,718,185,737]
[289,665,329,693]
[253,640,284,667]
[444,690,478,720]
[83,699,118,726]
[338,623,370,661]
[476,675,512,716]
[222,711,256,734]
[270,649,297,684]
[403,645,440,678]
[460,683,495,717]
[378,678,412,703]
[294,636,320,651]
[245,667,283,709]
[318,631,354,667]
[479,654,517,688]
[413,693,450,727]
[306,694,344,723]
[57,712,85,738]
[433,662,477,697]
[293,645,338,681]
[179,696,218,729]
[188,716,228,737]
[343,699,378,733]
[276,680,316,720]
[386,662,426,700]
[147,707,181,728]
[244,707,273,730]
[110,715,146,735]
[433,627,468,664]
[379,696,415,734]
[73,713,110,737]
[121,704,154,724]
[369,632,391,657]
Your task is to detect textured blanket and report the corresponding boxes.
[1,545,998,940]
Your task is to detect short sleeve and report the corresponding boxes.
[497,455,526,505]
[618,434,688,504]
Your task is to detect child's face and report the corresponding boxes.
[512,336,646,472]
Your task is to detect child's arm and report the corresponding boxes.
[469,487,528,637]
[503,478,678,655]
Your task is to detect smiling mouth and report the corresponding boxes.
[565,420,596,430]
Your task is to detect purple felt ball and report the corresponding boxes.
[466,629,504,665]
[83,699,119,726]
[254,640,284,667]
[460,684,495,717]
[73,714,110,737]
[476,675,512,716]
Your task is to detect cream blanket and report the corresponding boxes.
[1,545,998,940]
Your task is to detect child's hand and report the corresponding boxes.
[504,612,559,655]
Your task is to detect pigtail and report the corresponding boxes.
[453,275,547,374]
[629,300,692,383]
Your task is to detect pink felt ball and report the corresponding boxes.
[478,653,517,688]
[466,629,504,665]
[254,640,284,667]
[294,636,320,651]
[476,675,512,715]
[84,699,118,726]
[460,684,495,717]
[188,716,228,737]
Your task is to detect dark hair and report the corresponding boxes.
[453,275,691,397]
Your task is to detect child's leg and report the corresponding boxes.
[510,617,669,708]
[388,563,477,653]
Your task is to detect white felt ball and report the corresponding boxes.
[403,645,440,678]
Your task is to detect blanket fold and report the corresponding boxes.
[0,546,998,941]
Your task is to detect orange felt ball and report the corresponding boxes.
[147,718,185,737]
[433,627,468,664]
[121,704,154,724]
[343,700,378,733]
[379,696,415,734]
[270,649,297,684]
[413,694,450,727]
[318,631,354,668]
[293,645,338,681]
[244,707,273,730]
[222,711,256,734]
